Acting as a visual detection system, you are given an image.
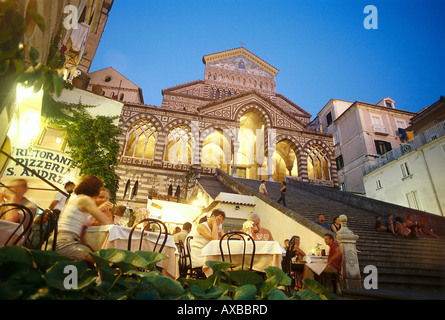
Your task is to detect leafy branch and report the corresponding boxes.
[43,94,123,202]
[0,0,66,111]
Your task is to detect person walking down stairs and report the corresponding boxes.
[277,181,287,207]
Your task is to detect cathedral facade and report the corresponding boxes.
[114,48,338,206]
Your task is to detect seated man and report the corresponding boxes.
[385,214,403,236]
[315,214,330,230]
[0,179,38,244]
[246,213,274,241]
[303,233,342,281]
[0,178,37,222]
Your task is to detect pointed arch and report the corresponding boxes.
[305,142,332,181]
[123,119,158,160]
[164,124,194,164]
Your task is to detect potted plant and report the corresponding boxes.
[72,73,90,89]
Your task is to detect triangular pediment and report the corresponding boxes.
[203,47,279,79]
[198,91,307,131]
[162,80,206,97]
[88,67,141,89]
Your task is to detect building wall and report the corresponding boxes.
[363,135,445,216]
[332,102,415,193]
[87,67,143,104]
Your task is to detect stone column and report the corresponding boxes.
[232,141,240,177]
[267,146,274,182]
[298,151,309,182]
[336,215,362,290]
[153,132,167,167]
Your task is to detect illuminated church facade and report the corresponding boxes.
[109,47,338,205]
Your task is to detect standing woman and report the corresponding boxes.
[56,175,113,263]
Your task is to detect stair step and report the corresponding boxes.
[232,177,445,299]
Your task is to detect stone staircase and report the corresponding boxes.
[226,176,445,300]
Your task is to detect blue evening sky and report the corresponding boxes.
[90,0,445,118]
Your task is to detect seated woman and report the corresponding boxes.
[189,209,225,270]
[88,187,114,226]
[56,175,113,263]
[330,217,341,234]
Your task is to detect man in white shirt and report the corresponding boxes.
[173,222,192,244]
[49,181,75,215]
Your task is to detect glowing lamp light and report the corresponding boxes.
[18,109,41,146]
[14,84,44,147]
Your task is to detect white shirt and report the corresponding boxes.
[57,195,90,236]
[189,222,212,268]
[259,183,267,195]
[52,191,69,212]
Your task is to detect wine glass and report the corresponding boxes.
[263,234,269,241]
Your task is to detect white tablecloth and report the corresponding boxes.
[304,255,328,275]
[201,240,285,276]
[0,220,24,246]
[84,224,179,279]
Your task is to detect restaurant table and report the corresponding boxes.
[0,220,24,246]
[303,255,328,275]
[201,240,285,277]
[84,224,179,279]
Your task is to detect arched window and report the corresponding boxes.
[165,125,194,164]
[124,119,157,159]
[119,93,124,101]
[215,89,220,99]
[307,144,331,181]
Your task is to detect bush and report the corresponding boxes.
[0,246,337,300]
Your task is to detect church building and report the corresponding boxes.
[113,47,338,206]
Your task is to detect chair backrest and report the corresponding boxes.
[128,218,168,252]
[185,236,194,268]
[25,209,59,250]
[282,236,297,275]
[0,203,34,246]
[177,239,191,277]
[219,231,256,271]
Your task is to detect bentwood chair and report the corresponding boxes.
[25,209,59,251]
[0,203,34,246]
[185,236,206,279]
[282,235,299,292]
[177,239,190,278]
[128,218,168,253]
[219,231,256,271]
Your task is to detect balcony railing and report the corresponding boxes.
[363,120,445,175]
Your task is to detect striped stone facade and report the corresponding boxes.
[114,48,338,207]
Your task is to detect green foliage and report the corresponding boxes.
[43,94,123,201]
[0,0,65,99]
[0,246,337,300]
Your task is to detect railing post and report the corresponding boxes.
[336,214,362,290]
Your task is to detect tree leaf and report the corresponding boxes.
[234,284,257,300]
